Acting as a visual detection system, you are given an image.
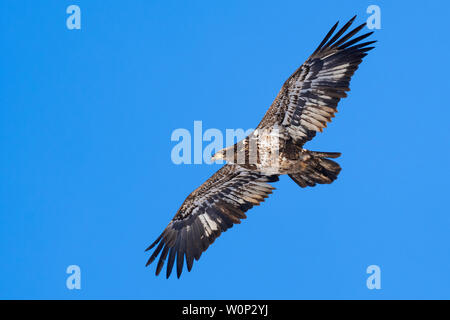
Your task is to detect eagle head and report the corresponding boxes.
[211,146,234,162]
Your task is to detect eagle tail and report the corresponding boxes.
[289,151,341,188]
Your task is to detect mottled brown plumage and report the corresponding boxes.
[146,16,375,278]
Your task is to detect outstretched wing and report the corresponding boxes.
[146,165,279,278]
[257,16,376,146]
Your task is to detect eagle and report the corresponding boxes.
[146,16,376,278]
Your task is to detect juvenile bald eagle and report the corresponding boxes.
[146,16,376,278]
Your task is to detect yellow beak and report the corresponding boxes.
[211,152,224,162]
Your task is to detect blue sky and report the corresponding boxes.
[1,1,449,299]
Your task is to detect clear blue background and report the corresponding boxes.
[1,0,449,299]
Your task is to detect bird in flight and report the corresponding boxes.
[146,16,376,278]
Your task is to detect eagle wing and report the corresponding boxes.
[146,164,279,278]
[257,16,376,146]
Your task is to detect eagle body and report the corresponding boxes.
[213,126,341,178]
[146,16,376,278]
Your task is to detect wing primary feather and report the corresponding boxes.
[191,219,203,261]
[166,244,177,279]
[145,234,163,251]
[323,15,357,49]
[186,227,195,271]
[338,32,374,50]
[312,20,339,54]
[156,245,169,276]
[344,40,377,52]
[331,22,366,48]
[146,239,164,266]
[177,228,187,278]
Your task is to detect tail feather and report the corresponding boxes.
[308,151,341,159]
[289,151,342,188]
